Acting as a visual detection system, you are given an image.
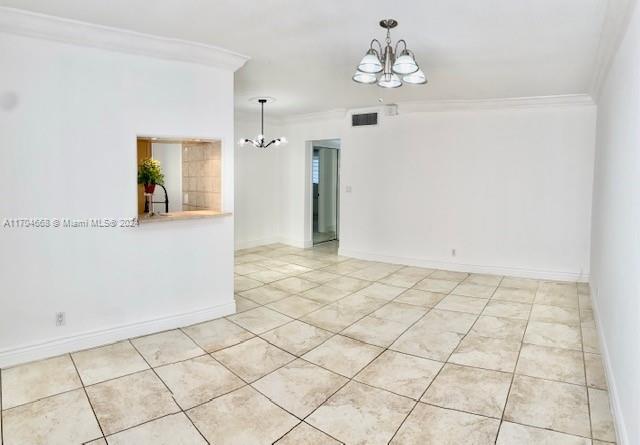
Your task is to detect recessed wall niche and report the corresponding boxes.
[137,137,222,219]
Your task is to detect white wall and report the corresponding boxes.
[280,117,344,247]
[235,101,596,281]
[234,114,342,249]
[234,115,283,249]
[0,30,238,367]
[339,104,596,281]
[590,1,640,443]
[152,142,182,213]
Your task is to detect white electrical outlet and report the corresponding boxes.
[452,249,456,257]
[55,312,66,326]
[346,185,352,193]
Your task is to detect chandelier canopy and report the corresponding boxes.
[353,19,427,88]
[238,98,287,148]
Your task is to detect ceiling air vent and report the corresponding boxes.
[351,112,378,127]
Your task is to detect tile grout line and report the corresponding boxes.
[4,245,597,444]
[578,287,595,441]
[3,247,398,443]
[233,262,539,443]
[4,314,589,418]
[185,332,349,444]
[496,283,596,442]
[386,274,498,443]
[2,350,212,414]
[492,276,534,444]
[67,353,108,444]
[277,270,486,442]
[86,288,568,438]
[141,250,592,440]
[267,277,437,443]
[239,246,602,443]
[126,339,212,445]
[175,327,346,443]
[222,267,441,443]
[93,411,196,443]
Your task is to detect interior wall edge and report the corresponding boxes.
[589,0,638,99]
[589,287,629,445]
[0,301,236,369]
[283,237,313,249]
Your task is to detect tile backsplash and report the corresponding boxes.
[182,141,221,211]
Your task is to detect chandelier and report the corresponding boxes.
[353,19,427,88]
[238,98,287,148]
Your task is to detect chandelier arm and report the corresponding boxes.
[370,39,383,56]
[394,39,408,55]
[240,98,285,147]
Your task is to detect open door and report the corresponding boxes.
[312,143,339,245]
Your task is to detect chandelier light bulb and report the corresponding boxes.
[392,50,419,74]
[358,49,383,74]
[403,69,427,85]
[353,70,377,84]
[378,73,402,88]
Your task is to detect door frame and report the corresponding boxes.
[306,139,340,246]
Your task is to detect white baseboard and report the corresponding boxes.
[275,237,310,249]
[590,287,629,445]
[0,301,236,369]
[235,237,281,250]
[338,248,589,282]
[234,236,310,250]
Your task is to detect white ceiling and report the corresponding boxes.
[0,0,610,116]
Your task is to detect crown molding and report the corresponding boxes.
[397,94,595,113]
[0,7,249,71]
[271,95,595,123]
[589,0,637,101]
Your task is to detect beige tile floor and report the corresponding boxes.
[0,242,617,445]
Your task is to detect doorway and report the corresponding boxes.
[311,140,340,245]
